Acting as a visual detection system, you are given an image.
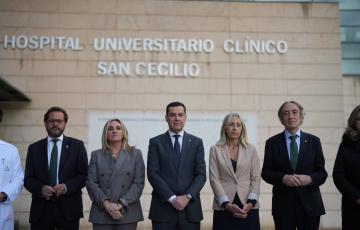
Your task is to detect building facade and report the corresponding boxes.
[0,0,358,229]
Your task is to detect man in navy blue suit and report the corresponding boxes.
[261,101,327,230]
[24,106,88,230]
[147,101,206,230]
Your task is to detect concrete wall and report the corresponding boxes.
[0,0,344,228]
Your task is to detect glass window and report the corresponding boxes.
[340,27,360,42]
[340,11,360,26]
[342,59,360,75]
[340,0,360,10]
[342,43,360,58]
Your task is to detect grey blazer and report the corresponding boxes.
[86,148,145,224]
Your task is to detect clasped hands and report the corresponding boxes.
[171,195,190,211]
[225,202,253,219]
[103,200,123,220]
[41,184,66,200]
[282,174,312,187]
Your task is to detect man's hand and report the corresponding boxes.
[53,183,67,197]
[282,174,302,187]
[41,185,55,200]
[172,195,190,211]
[294,174,312,186]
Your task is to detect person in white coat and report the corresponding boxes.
[0,110,24,230]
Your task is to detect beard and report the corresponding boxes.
[46,126,64,138]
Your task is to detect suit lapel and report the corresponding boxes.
[297,131,309,170]
[278,132,292,170]
[220,145,236,178]
[40,138,49,176]
[163,132,179,168]
[59,136,70,174]
[178,132,189,170]
[109,149,127,184]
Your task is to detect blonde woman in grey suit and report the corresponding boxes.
[209,113,261,230]
[86,119,145,230]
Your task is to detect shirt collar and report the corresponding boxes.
[47,134,64,143]
[285,129,301,139]
[168,130,184,138]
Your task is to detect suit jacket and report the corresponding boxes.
[209,143,261,210]
[147,131,206,222]
[261,131,327,217]
[24,136,88,223]
[86,148,145,224]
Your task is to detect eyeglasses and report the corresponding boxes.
[47,119,65,124]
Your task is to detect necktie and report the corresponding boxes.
[173,135,181,156]
[290,135,298,170]
[49,139,59,186]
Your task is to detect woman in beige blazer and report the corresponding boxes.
[86,119,145,230]
[209,113,261,230]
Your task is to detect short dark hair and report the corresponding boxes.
[277,101,305,123]
[166,101,186,114]
[44,106,68,122]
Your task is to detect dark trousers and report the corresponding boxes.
[273,196,320,230]
[30,199,79,230]
[152,211,200,230]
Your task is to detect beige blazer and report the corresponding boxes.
[209,143,261,210]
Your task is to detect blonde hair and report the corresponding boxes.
[217,113,249,148]
[101,118,134,152]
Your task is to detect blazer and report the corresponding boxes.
[147,131,206,222]
[24,136,88,223]
[86,148,145,224]
[209,143,261,210]
[333,134,360,210]
[261,131,327,217]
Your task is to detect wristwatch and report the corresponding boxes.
[186,193,192,200]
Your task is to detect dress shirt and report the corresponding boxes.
[168,130,184,152]
[47,134,63,185]
[285,129,301,159]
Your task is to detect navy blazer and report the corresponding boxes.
[261,131,327,217]
[24,136,88,223]
[147,131,206,222]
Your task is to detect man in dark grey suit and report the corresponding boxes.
[261,101,327,230]
[147,101,206,230]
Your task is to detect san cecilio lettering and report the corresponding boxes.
[2,34,288,78]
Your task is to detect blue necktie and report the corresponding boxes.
[173,135,181,156]
[49,139,59,186]
[290,135,298,170]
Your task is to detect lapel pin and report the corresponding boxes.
[66,145,69,149]
[304,139,308,143]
